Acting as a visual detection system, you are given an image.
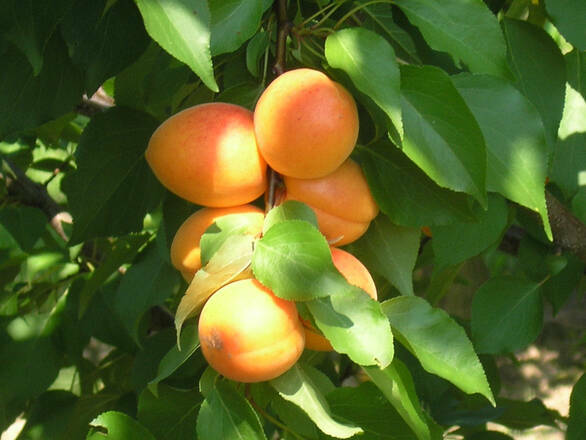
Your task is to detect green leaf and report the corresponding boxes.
[307,287,394,367]
[502,18,566,152]
[87,411,156,440]
[270,395,320,440]
[396,0,509,78]
[452,73,552,239]
[545,0,586,50]
[209,0,264,56]
[431,193,509,265]
[572,186,586,223]
[471,277,543,354]
[325,27,403,145]
[246,30,270,77]
[62,107,164,244]
[346,215,420,296]
[174,234,255,339]
[113,244,181,344]
[196,379,267,440]
[358,142,480,227]
[135,0,218,92]
[0,34,84,139]
[568,373,586,440]
[200,210,263,266]
[0,0,75,74]
[382,296,494,405]
[79,234,150,317]
[400,65,487,206]
[263,201,318,235]
[0,206,47,252]
[252,220,344,301]
[495,398,557,430]
[60,0,149,94]
[270,364,362,439]
[138,385,202,440]
[566,49,586,97]
[363,361,436,440]
[542,254,584,314]
[148,323,199,395]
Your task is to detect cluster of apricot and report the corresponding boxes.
[146,68,379,383]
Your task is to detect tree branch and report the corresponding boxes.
[273,0,292,76]
[546,190,586,263]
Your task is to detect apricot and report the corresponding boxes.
[303,247,378,351]
[170,205,264,282]
[254,68,359,179]
[146,103,267,207]
[283,158,379,246]
[198,278,305,382]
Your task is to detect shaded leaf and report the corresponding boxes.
[565,49,586,97]
[545,0,586,50]
[87,411,156,440]
[270,364,362,439]
[347,215,420,296]
[396,0,509,77]
[471,277,543,354]
[568,373,586,440]
[135,0,218,92]
[325,28,402,145]
[383,296,494,405]
[210,0,264,56]
[246,30,269,77]
[495,398,557,430]
[0,206,47,252]
[400,65,487,205]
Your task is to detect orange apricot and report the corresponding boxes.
[146,103,267,207]
[283,158,379,246]
[198,278,305,383]
[170,205,264,282]
[303,247,378,351]
[254,68,359,179]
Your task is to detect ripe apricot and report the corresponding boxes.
[170,205,264,282]
[283,158,379,246]
[146,103,267,207]
[198,278,305,383]
[254,68,359,179]
[303,247,377,351]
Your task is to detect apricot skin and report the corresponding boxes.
[170,205,264,282]
[254,68,359,179]
[303,247,378,351]
[284,158,379,246]
[198,278,305,383]
[146,103,267,207]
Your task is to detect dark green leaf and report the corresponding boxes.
[252,220,344,301]
[325,28,402,145]
[60,0,149,95]
[566,49,586,97]
[113,244,180,344]
[197,380,267,440]
[270,364,362,439]
[431,194,509,265]
[396,0,509,77]
[346,215,420,296]
[572,186,586,223]
[568,373,586,440]
[358,142,479,227]
[148,323,199,395]
[383,296,494,405]
[471,277,543,354]
[545,0,586,50]
[363,361,435,440]
[542,255,584,315]
[246,30,269,77]
[452,73,551,239]
[503,18,566,152]
[270,395,320,440]
[135,0,218,92]
[306,287,394,367]
[495,398,557,430]
[0,206,47,252]
[62,107,164,244]
[87,411,156,440]
[0,34,83,139]
[210,0,264,56]
[138,385,202,440]
[263,201,318,234]
[327,381,422,440]
[130,329,175,392]
[550,133,586,199]
[400,65,487,205]
[0,0,75,74]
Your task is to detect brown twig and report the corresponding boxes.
[546,190,586,263]
[273,0,292,76]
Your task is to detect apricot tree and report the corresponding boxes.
[0,0,585,439]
